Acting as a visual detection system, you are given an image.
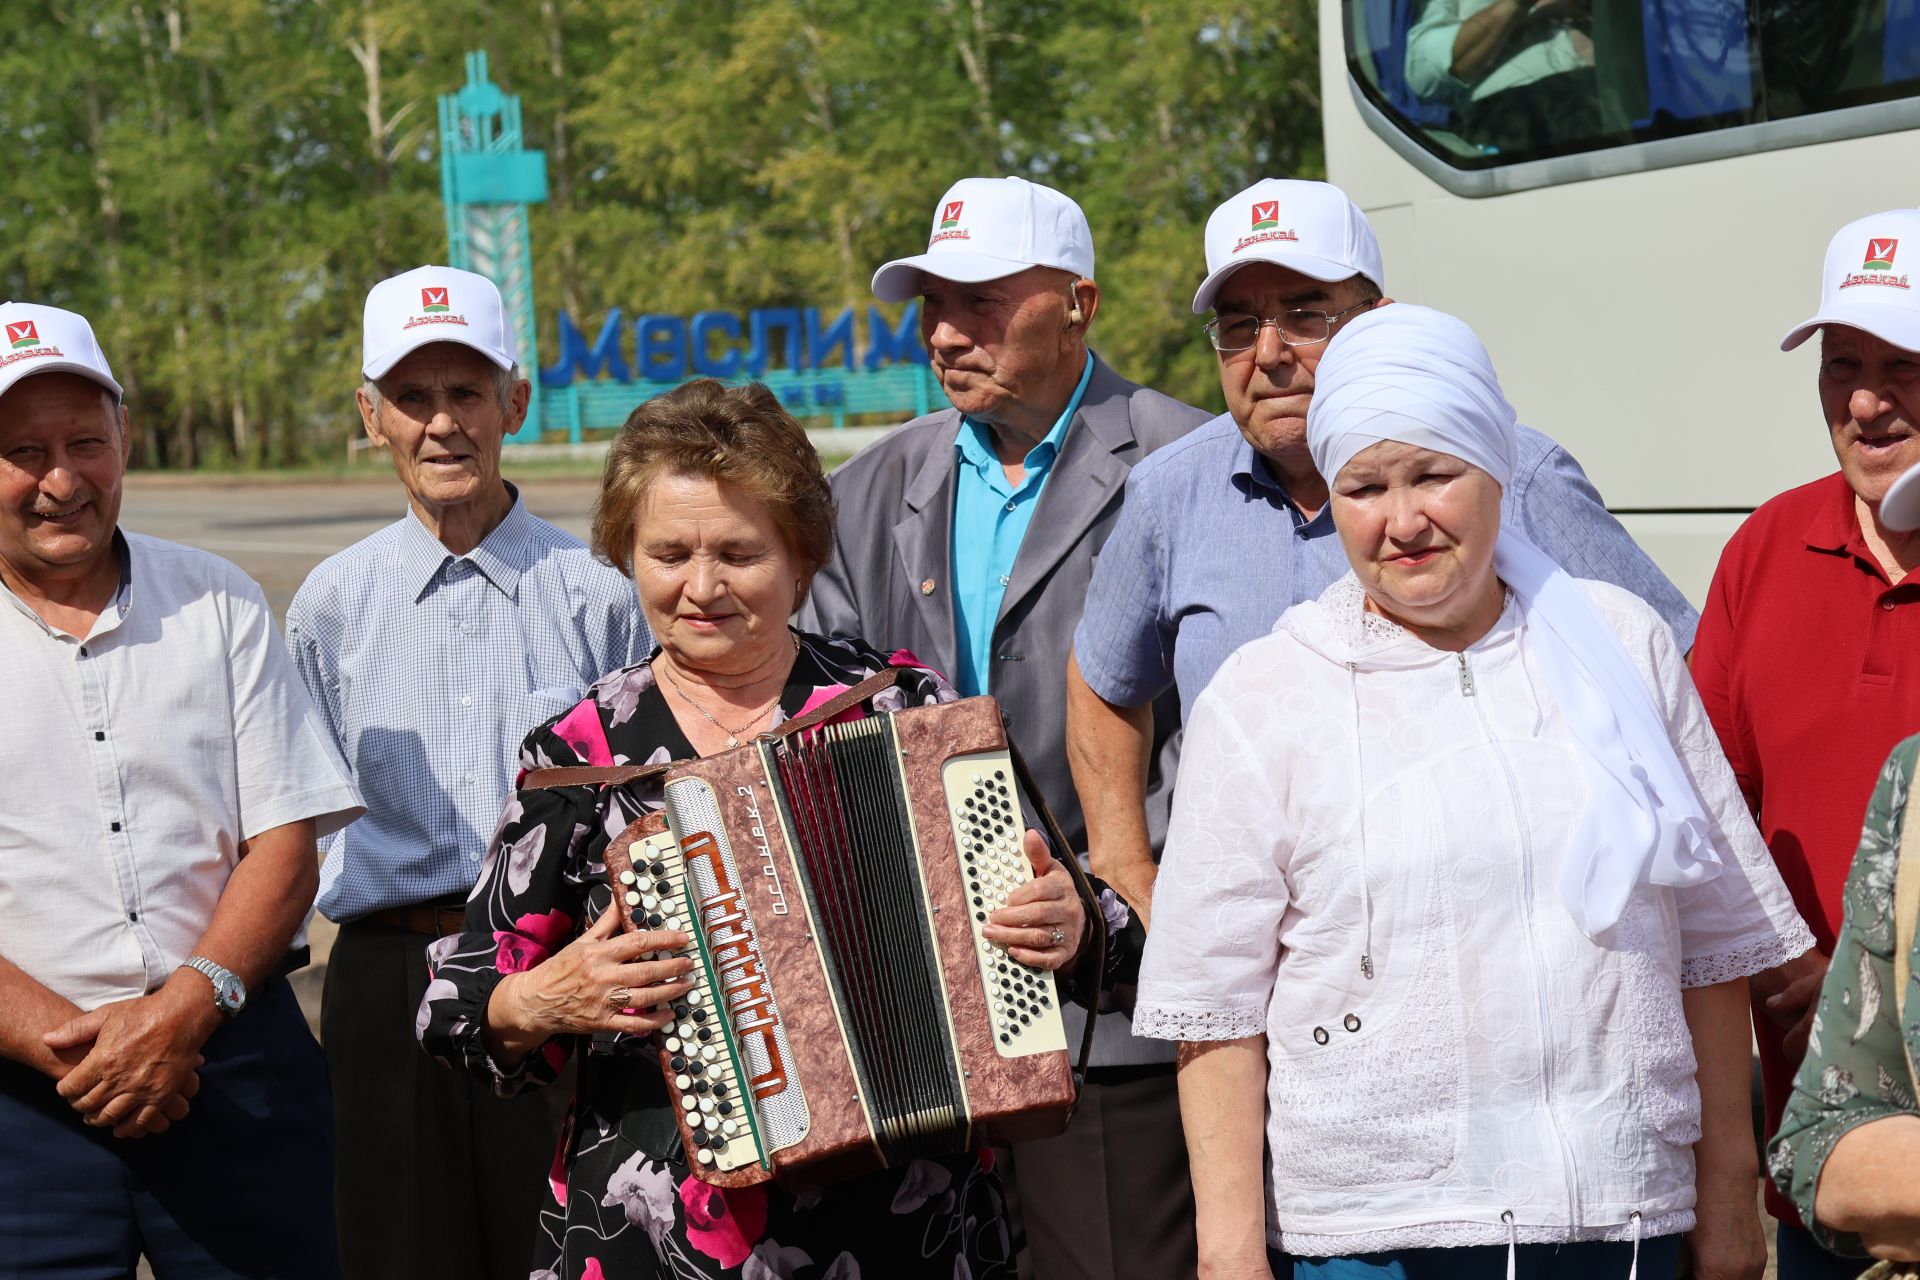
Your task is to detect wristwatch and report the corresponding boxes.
[182,955,248,1016]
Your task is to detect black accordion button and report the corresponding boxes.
[670,1055,687,1072]
[694,1080,710,1095]
[646,913,664,927]
[649,861,667,876]
[696,1028,712,1043]
[712,1083,728,1098]
[692,1008,707,1023]
[672,1003,689,1017]
[687,1061,704,1076]
[717,1101,733,1115]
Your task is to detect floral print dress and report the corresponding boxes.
[417,631,1017,1280]
[1770,733,1920,1256]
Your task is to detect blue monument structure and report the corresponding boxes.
[438,51,548,438]
[437,52,932,443]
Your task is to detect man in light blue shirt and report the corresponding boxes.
[803,175,1210,1280]
[1068,179,1698,939]
[949,353,1094,693]
[285,266,645,1280]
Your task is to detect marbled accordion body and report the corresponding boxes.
[603,696,1076,1188]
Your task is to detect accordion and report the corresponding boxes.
[537,690,1091,1188]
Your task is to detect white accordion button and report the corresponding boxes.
[675,1073,693,1090]
[619,869,637,886]
[680,1094,697,1111]
[624,891,642,907]
[697,1149,715,1166]
[665,1036,682,1052]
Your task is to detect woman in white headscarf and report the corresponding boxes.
[1134,305,1813,1280]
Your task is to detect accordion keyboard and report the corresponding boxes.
[942,754,1066,1057]
[618,830,766,1175]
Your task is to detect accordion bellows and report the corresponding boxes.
[605,696,1076,1188]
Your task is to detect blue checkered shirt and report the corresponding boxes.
[1075,413,1700,725]
[286,492,648,921]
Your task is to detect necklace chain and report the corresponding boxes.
[658,633,800,747]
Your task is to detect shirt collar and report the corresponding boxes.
[1229,425,1333,534]
[954,353,1096,474]
[396,483,533,602]
[0,530,133,638]
[1801,472,1869,559]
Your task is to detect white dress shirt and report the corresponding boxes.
[0,532,363,1010]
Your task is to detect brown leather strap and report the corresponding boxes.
[1005,736,1105,1108]
[523,761,671,791]
[521,667,908,792]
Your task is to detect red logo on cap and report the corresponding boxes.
[1866,239,1899,271]
[420,287,451,313]
[1251,201,1281,231]
[6,321,40,350]
[939,201,964,230]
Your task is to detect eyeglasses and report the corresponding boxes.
[1202,299,1375,353]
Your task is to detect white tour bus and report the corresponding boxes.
[1321,0,1920,602]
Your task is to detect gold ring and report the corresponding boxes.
[607,987,633,1011]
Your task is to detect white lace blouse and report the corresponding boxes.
[1134,574,1812,1255]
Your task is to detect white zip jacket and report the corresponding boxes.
[1135,574,1812,1255]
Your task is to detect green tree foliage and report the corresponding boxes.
[0,0,1322,467]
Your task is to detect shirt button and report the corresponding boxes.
[460,695,473,708]
[1884,600,1897,611]
[467,852,481,863]
[127,911,138,923]
[464,772,476,786]
[94,731,105,742]
[1004,501,1016,512]
[461,622,474,635]
[110,821,121,833]
[78,647,88,657]
[998,574,1011,587]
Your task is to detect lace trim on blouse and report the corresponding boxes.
[1276,1210,1695,1255]
[1132,1003,1265,1042]
[1681,927,1816,989]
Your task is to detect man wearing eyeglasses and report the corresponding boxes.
[1068,178,1698,929]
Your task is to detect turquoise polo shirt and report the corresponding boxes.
[949,354,1095,696]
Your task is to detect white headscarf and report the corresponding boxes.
[1306,304,1721,936]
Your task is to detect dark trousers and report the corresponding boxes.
[1011,1064,1199,1280]
[322,917,568,1280]
[0,979,337,1279]
[1776,1221,1868,1280]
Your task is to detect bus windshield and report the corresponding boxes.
[1347,0,1920,168]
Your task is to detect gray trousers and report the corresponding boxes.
[323,917,570,1280]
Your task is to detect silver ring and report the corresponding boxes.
[1050,927,1066,946]
[607,987,633,1011]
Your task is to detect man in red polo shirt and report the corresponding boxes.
[1692,208,1920,1280]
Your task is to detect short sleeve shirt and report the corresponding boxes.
[1689,471,1920,1217]
[285,492,646,922]
[0,533,363,1009]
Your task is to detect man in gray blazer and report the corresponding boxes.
[799,176,1209,1280]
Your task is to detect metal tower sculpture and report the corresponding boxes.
[439,51,548,438]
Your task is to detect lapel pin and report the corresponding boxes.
[920,579,936,595]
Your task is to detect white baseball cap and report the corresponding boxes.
[1882,463,1920,531]
[1781,209,1920,353]
[871,177,1095,302]
[1192,179,1385,315]
[0,302,123,402]
[362,264,516,380]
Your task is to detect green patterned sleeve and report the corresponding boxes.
[1768,735,1920,1255]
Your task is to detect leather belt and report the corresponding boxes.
[368,903,469,938]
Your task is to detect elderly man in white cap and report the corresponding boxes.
[1068,178,1697,927]
[285,266,646,1280]
[1690,209,1920,1280]
[800,176,1210,1280]
[0,302,362,1274]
